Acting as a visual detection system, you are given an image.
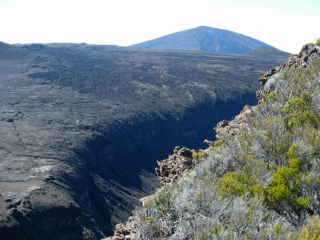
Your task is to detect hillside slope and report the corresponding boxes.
[107,43,320,239]
[0,43,286,239]
[131,26,288,56]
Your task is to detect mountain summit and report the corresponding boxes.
[132,26,286,55]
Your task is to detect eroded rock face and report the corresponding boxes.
[155,147,195,185]
[0,43,286,239]
[105,147,199,240]
[216,105,254,139]
[103,217,138,240]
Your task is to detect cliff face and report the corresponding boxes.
[108,44,320,240]
[0,43,286,239]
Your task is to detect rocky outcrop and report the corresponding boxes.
[259,66,281,85]
[293,43,320,67]
[260,43,320,85]
[103,217,137,240]
[105,146,202,240]
[155,147,195,185]
[215,105,254,139]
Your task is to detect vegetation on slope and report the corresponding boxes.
[118,44,320,239]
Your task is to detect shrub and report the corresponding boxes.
[296,216,320,240]
[217,171,248,197]
[209,139,225,152]
[136,187,178,239]
[217,171,261,198]
[264,145,312,219]
[197,226,225,240]
[265,91,279,103]
[153,187,174,218]
[316,39,320,46]
[193,150,208,161]
[282,94,319,130]
[264,166,298,204]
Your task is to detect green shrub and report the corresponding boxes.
[296,216,320,240]
[264,145,312,214]
[143,216,158,223]
[264,166,297,203]
[217,171,248,197]
[193,150,208,161]
[283,94,319,130]
[153,187,173,217]
[265,91,278,103]
[197,226,224,240]
[209,139,225,152]
[316,39,320,46]
[217,171,261,198]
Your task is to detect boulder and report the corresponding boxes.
[155,147,196,185]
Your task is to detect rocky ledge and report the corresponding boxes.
[260,43,320,85]
[104,146,197,240]
[155,146,195,186]
[215,105,254,139]
[103,216,138,240]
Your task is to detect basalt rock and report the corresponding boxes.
[260,43,320,86]
[216,105,254,139]
[155,147,196,185]
[103,217,137,240]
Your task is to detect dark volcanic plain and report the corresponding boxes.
[0,42,287,239]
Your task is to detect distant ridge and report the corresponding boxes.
[131,26,288,56]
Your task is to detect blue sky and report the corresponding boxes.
[0,0,319,53]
